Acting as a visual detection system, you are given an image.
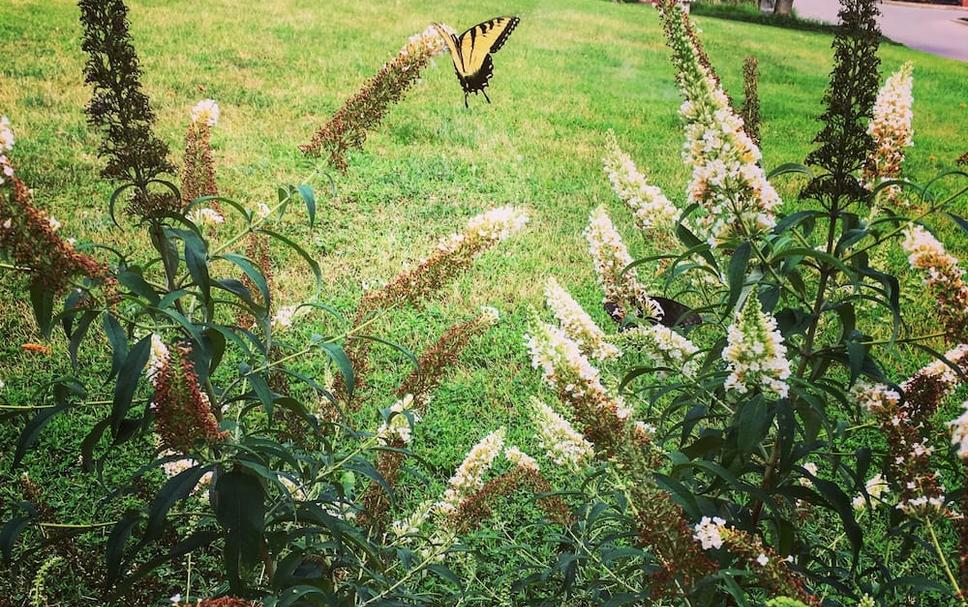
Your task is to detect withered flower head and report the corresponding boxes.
[78,0,174,187]
[802,0,881,205]
[152,343,227,454]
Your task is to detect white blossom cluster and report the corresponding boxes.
[902,225,958,272]
[436,428,506,517]
[146,334,170,381]
[674,63,779,247]
[852,473,890,511]
[160,450,212,494]
[402,24,450,60]
[272,305,297,330]
[620,324,699,378]
[693,515,727,550]
[376,394,420,445]
[525,320,632,423]
[190,99,220,127]
[1,115,15,185]
[479,305,501,326]
[950,399,968,460]
[187,206,225,226]
[505,445,540,472]
[584,206,663,321]
[864,62,914,202]
[544,276,619,360]
[722,293,791,398]
[433,206,529,261]
[897,491,946,515]
[602,131,678,231]
[391,499,435,538]
[531,397,594,469]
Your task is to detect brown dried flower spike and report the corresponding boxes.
[153,344,227,454]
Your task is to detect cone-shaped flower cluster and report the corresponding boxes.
[863,62,914,205]
[531,397,595,469]
[723,292,791,398]
[852,342,968,516]
[151,344,227,454]
[902,225,968,342]
[362,206,528,312]
[396,306,500,406]
[0,118,113,294]
[544,276,619,360]
[584,206,662,322]
[603,131,678,232]
[300,24,450,170]
[658,1,780,247]
[182,99,221,211]
[375,394,420,445]
[620,324,700,379]
[949,399,968,460]
[436,428,506,518]
[0,115,14,185]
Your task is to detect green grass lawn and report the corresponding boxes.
[2,0,968,603]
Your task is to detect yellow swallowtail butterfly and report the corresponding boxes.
[433,17,520,107]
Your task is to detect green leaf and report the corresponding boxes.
[725,241,751,315]
[102,314,129,379]
[28,280,55,338]
[105,510,141,582]
[110,335,152,435]
[144,464,214,542]
[67,310,98,371]
[319,341,354,398]
[297,184,316,227]
[13,402,69,468]
[220,253,271,308]
[261,228,321,285]
[767,162,813,180]
[214,470,267,570]
[117,270,160,305]
[0,516,32,560]
[736,396,772,454]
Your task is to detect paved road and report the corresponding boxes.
[795,0,968,61]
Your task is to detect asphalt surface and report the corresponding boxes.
[795,0,968,61]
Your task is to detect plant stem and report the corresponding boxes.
[924,514,966,604]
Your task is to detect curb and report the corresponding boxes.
[881,0,968,11]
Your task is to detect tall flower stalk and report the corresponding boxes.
[863,62,914,206]
[902,225,968,342]
[602,130,678,233]
[181,99,222,211]
[658,0,780,246]
[300,25,449,171]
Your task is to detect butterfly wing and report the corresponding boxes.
[433,23,462,73]
[453,16,519,95]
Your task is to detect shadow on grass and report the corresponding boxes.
[691,2,903,45]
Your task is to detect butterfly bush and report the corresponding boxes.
[902,225,968,341]
[544,276,619,360]
[723,292,791,399]
[182,99,221,211]
[375,393,420,445]
[530,397,595,469]
[0,118,113,294]
[863,62,914,205]
[151,344,227,454]
[619,324,700,379]
[362,206,529,312]
[300,24,450,170]
[436,428,506,518]
[525,320,631,428]
[584,205,662,321]
[658,1,780,247]
[603,130,678,232]
[852,473,889,510]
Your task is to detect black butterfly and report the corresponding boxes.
[605,296,702,329]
